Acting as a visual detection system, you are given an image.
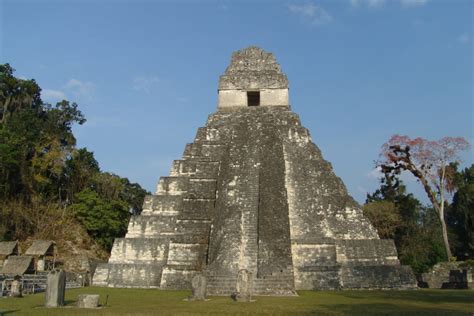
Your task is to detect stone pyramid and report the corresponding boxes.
[93,47,416,294]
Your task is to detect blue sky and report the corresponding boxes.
[1,0,472,204]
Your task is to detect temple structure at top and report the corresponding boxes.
[93,46,417,294]
[218,46,289,108]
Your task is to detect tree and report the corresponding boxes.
[448,164,474,259]
[71,188,129,250]
[363,200,401,239]
[365,173,446,273]
[379,135,470,260]
[0,64,148,252]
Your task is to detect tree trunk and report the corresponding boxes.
[438,203,452,260]
[439,165,452,260]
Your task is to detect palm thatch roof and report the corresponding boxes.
[1,256,34,275]
[25,240,55,256]
[0,241,19,256]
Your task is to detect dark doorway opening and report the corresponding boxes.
[247,91,260,106]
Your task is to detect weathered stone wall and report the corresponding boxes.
[218,89,289,108]
[260,89,289,107]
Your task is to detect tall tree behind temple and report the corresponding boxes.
[447,164,474,260]
[364,174,445,274]
[378,135,470,260]
[0,64,148,250]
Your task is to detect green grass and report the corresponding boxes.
[1,287,473,315]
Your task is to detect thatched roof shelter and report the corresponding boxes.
[25,240,55,256]
[1,256,34,275]
[0,241,20,256]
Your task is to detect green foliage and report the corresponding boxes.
[0,64,149,251]
[365,174,446,274]
[363,201,401,239]
[72,188,130,250]
[447,164,474,259]
[397,211,446,274]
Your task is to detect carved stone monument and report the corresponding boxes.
[93,46,417,294]
[235,269,252,302]
[187,273,207,301]
[45,269,66,307]
[10,275,22,297]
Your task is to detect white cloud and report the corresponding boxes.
[400,0,428,7]
[351,0,428,8]
[457,33,470,44]
[42,78,94,103]
[64,78,95,98]
[350,0,386,8]
[42,89,67,102]
[288,3,333,26]
[132,76,160,94]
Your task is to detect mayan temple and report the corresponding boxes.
[93,47,416,294]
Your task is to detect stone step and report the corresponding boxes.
[179,198,215,220]
[141,195,182,216]
[156,177,189,195]
[94,263,164,288]
[194,127,224,142]
[335,239,399,264]
[183,143,226,161]
[126,215,177,238]
[109,238,170,264]
[186,178,217,199]
[166,243,208,267]
[170,160,220,178]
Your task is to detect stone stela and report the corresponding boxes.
[93,46,417,295]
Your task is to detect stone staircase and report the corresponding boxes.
[94,125,224,288]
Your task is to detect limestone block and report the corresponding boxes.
[92,264,109,287]
[140,195,156,215]
[147,195,183,215]
[218,90,247,108]
[109,238,169,264]
[167,243,207,266]
[292,244,337,267]
[336,240,399,265]
[77,294,100,308]
[156,177,188,196]
[260,88,289,107]
[125,216,177,238]
[160,267,196,289]
[45,270,66,307]
[188,179,217,199]
[195,127,222,142]
[200,144,226,160]
[37,257,45,271]
[183,143,202,158]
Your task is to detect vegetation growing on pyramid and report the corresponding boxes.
[0,64,148,252]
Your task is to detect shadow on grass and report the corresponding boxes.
[0,311,20,316]
[337,290,474,304]
[321,303,473,316]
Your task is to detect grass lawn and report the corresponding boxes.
[0,287,473,315]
